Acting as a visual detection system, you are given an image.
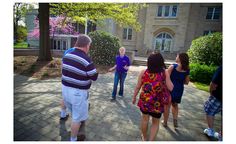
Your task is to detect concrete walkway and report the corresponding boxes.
[14,66,221,141]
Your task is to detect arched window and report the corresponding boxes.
[155,32,172,52]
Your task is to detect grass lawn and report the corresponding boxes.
[193,82,209,92]
[14,42,28,49]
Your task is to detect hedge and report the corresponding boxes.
[88,30,121,65]
[189,63,218,84]
[187,32,222,66]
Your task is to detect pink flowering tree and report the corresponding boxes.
[28,15,79,39]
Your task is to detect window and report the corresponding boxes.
[172,5,177,17]
[203,30,216,36]
[155,33,172,52]
[52,39,68,50]
[53,40,57,49]
[123,28,132,40]
[164,6,170,17]
[157,6,162,17]
[157,5,178,18]
[57,40,60,50]
[206,7,221,20]
[63,40,67,50]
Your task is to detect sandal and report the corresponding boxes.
[173,119,178,128]
[161,120,168,127]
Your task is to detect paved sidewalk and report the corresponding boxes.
[14,66,221,141]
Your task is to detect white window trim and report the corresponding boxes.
[123,28,132,40]
[154,32,173,52]
[207,7,220,20]
[53,38,69,50]
[157,4,178,18]
[211,8,216,20]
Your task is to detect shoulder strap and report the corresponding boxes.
[173,64,178,69]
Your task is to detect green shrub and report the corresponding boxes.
[187,32,222,66]
[16,26,27,43]
[14,42,28,49]
[190,63,218,84]
[88,30,121,65]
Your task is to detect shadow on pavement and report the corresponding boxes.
[59,120,70,141]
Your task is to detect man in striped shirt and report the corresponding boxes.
[61,34,98,141]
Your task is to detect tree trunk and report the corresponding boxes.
[14,22,18,43]
[14,3,20,43]
[38,3,52,61]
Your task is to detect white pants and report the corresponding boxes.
[62,85,89,123]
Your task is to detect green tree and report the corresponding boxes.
[50,3,146,31]
[37,3,146,61]
[13,3,34,42]
[16,26,27,42]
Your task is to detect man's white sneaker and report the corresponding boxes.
[214,131,222,141]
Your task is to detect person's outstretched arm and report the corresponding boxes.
[165,70,174,91]
[108,65,117,72]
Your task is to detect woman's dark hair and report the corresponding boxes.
[147,53,166,73]
[178,53,189,71]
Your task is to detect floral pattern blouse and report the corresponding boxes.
[137,69,171,114]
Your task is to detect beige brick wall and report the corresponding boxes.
[185,3,222,51]
[141,4,191,54]
[135,7,147,56]
[97,3,222,58]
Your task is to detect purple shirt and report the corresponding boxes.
[115,55,130,73]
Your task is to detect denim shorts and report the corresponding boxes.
[62,85,89,123]
[204,95,222,116]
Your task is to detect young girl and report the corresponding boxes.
[132,53,173,141]
[162,53,190,128]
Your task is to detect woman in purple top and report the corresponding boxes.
[109,47,130,101]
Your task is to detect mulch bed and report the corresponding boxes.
[14,56,110,80]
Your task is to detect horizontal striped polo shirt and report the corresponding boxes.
[62,48,98,89]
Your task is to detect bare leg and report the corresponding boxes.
[163,103,171,125]
[149,117,160,141]
[172,103,178,119]
[60,100,67,118]
[206,115,214,129]
[71,122,81,140]
[61,100,66,111]
[172,103,179,127]
[141,114,149,141]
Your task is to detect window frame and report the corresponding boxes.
[203,30,216,36]
[155,32,173,52]
[157,4,178,18]
[206,7,221,20]
[123,28,133,40]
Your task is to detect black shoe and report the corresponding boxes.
[77,134,86,141]
[60,114,69,120]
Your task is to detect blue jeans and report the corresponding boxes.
[112,71,127,99]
